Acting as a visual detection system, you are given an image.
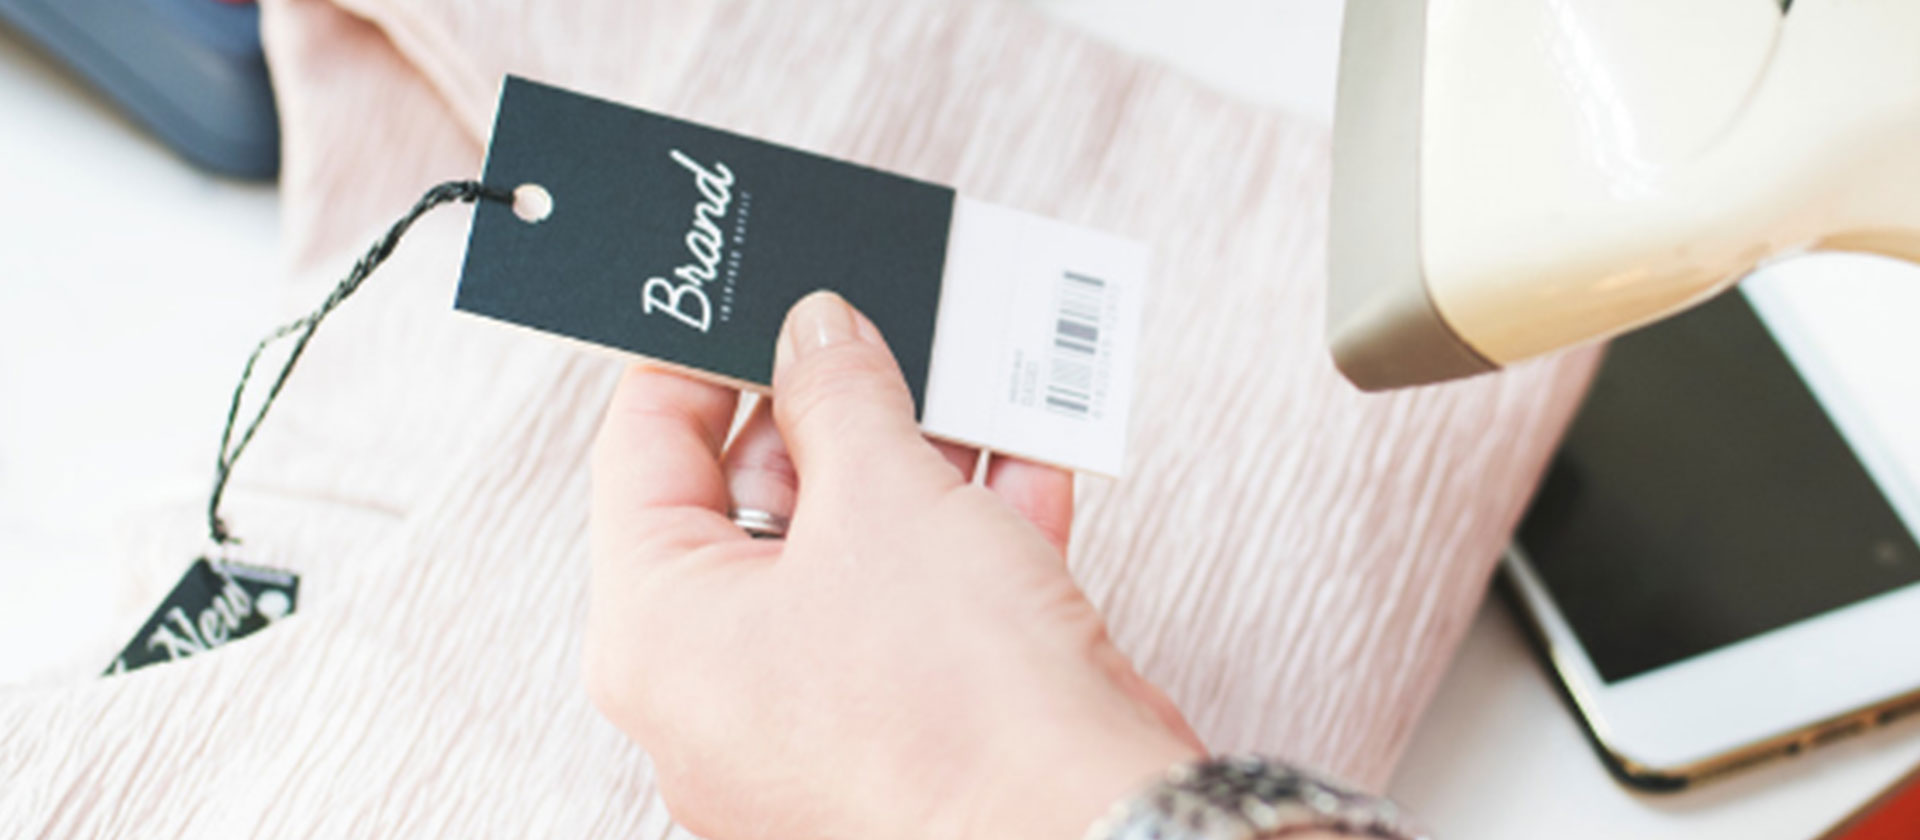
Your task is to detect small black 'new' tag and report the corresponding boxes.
[105,558,299,676]
[456,76,956,413]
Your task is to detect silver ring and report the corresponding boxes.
[730,507,789,539]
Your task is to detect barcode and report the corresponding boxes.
[1045,271,1106,418]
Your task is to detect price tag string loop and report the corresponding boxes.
[207,180,513,545]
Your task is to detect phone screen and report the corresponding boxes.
[1517,257,1920,684]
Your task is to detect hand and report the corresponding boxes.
[584,291,1203,840]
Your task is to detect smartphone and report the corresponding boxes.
[0,0,279,178]
[1504,257,1920,791]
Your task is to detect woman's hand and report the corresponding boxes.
[584,291,1202,840]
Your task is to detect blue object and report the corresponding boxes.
[0,0,280,179]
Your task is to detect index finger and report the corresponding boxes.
[591,365,744,559]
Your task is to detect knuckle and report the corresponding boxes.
[581,623,666,729]
[728,436,798,486]
[786,341,901,395]
[580,639,629,720]
[588,416,648,485]
[674,809,723,840]
[656,778,720,839]
[776,345,910,433]
[650,755,734,839]
[587,440,624,494]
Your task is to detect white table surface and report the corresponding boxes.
[4,2,1918,836]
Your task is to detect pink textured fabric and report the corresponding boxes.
[0,0,1597,834]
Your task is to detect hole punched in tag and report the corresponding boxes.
[513,183,554,223]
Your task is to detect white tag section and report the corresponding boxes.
[920,198,1147,476]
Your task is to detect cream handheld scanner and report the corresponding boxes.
[1328,0,1920,389]
[1333,0,1920,788]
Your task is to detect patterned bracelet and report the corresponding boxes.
[1082,755,1429,840]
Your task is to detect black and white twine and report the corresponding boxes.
[206,180,513,545]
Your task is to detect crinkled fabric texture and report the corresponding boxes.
[0,0,1596,835]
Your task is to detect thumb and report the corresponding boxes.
[771,291,952,499]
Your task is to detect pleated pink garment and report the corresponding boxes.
[0,0,1597,835]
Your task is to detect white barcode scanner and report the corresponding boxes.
[1328,0,1920,390]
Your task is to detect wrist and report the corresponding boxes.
[1082,755,1428,840]
[965,721,1201,840]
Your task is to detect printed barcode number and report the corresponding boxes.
[1045,271,1106,418]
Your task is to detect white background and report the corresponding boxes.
[3,1,1919,836]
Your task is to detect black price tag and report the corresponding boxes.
[457,76,955,412]
[105,559,299,676]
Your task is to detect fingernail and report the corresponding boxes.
[782,291,857,360]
